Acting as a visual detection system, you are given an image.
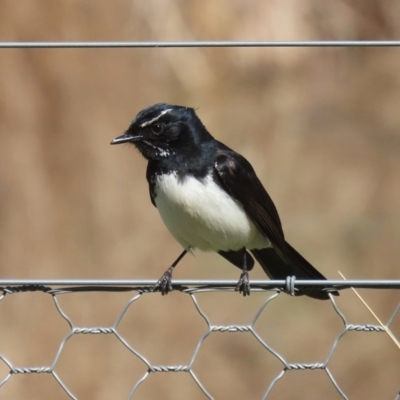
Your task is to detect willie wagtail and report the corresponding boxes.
[111,103,338,300]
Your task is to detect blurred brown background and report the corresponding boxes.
[0,0,399,399]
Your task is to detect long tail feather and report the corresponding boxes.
[251,242,339,300]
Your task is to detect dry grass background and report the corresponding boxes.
[0,0,399,399]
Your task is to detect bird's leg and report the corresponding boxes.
[153,249,188,295]
[235,249,251,296]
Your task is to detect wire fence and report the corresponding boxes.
[1,39,399,399]
[0,280,399,399]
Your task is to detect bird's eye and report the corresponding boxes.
[151,123,164,135]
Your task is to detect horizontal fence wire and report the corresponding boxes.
[0,279,400,292]
[2,40,400,48]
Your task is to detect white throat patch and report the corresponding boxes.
[142,140,172,158]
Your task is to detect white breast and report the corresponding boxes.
[154,173,270,252]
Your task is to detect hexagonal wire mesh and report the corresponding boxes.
[0,40,399,399]
[0,278,399,399]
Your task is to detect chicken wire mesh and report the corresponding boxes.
[0,280,399,399]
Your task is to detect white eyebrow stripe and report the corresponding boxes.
[140,109,172,128]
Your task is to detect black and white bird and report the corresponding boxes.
[111,103,337,300]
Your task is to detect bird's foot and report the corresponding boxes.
[152,267,173,295]
[235,271,250,296]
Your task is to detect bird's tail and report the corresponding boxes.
[251,242,338,300]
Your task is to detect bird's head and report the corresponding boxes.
[111,103,212,160]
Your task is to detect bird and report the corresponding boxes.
[111,103,338,300]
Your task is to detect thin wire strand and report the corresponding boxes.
[1,40,400,49]
[0,279,399,288]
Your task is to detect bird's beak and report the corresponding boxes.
[110,132,142,145]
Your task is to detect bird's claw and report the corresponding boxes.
[235,271,250,296]
[152,269,173,295]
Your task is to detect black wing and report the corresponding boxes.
[213,145,338,300]
[213,145,288,262]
